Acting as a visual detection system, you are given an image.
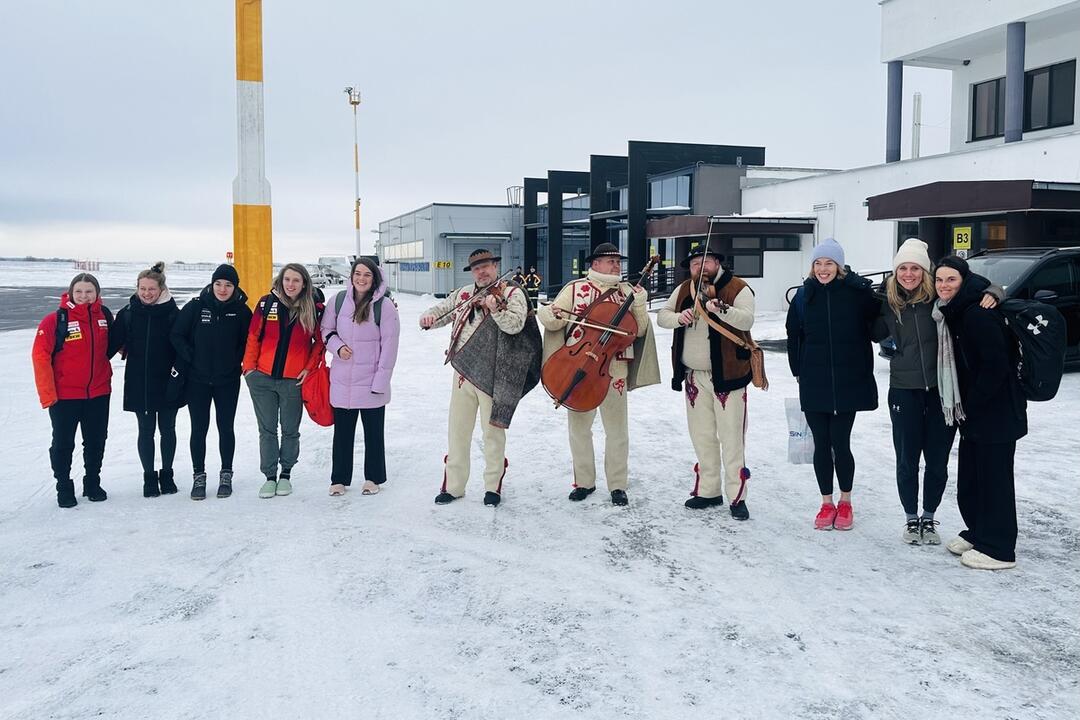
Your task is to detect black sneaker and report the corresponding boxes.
[920,517,941,545]
[143,471,161,498]
[729,501,750,521]
[568,486,596,502]
[82,477,107,502]
[610,489,629,506]
[483,491,501,507]
[57,479,78,508]
[191,472,207,501]
[434,492,458,505]
[158,469,178,495]
[685,495,723,510]
[216,470,233,499]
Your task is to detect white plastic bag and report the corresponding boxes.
[786,397,815,464]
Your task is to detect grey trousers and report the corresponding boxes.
[245,371,303,478]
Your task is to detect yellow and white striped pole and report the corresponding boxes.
[233,0,272,306]
[345,87,362,255]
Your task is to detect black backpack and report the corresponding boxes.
[333,290,392,326]
[53,305,115,357]
[997,298,1067,402]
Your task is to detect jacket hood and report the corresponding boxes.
[58,292,103,314]
[128,288,177,312]
[939,273,991,319]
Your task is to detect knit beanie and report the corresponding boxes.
[893,238,932,272]
[810,238,845,267]
[212,263,240,286]
[937,255,970,278]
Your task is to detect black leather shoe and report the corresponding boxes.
[434,492,458,505]
[684,495,724,510]
[483,491,501,507]
[610,489,629,506]
[729,501,750,521]
[158,469,178,495]
[568,486,596,502]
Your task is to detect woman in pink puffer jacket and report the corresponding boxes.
[321,257,400,496]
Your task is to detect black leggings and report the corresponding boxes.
[187,378,241,474]
[804,411,857,496]
[331,406,386,486]
[135,408,178,473]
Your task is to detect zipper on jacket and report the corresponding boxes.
[827,289,837,415]
[144,310,151,410]
[86,304,95,399]
[912,306,930,391]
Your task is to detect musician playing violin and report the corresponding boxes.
[537,242,660,507]
[657,246,756,520]
[419,248,532,507]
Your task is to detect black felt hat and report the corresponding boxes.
[679,246,725,269]
[584,242,626,263]
[464,248,501,270]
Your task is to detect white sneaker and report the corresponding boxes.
[960,549,1016,571]
[946,536,974,556]
[902,519,922,545]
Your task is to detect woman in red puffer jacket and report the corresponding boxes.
[31,273,114,508]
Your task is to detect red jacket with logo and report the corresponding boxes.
[32,294,113,408]
[242,293,325,380]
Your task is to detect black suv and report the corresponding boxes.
[966,247,1080,369]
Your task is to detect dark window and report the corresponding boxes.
[972,77,1006,140]
[731,237,761,249]
[765,236,800,251]
[1025,60,1075,131]
[1026,261,1074,298]
[730,254,763,278]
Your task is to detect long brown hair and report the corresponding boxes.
[885,267,935,320]
[272,263,318,333]
[349,257,383,325]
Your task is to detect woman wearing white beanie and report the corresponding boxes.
[876,238,1001,546]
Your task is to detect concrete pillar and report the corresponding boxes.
[1005,22,1026,143]
[233,0,273,306]
[886,60,903,163]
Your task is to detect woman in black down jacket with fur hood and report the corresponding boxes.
[786,239,881,532]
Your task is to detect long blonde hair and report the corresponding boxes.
[885,268,935,319]
[272,263,318,334]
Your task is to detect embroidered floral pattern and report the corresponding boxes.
[457,373,466,389]
[716,391,730,409]
[612,378,626,396]
[685,371,699,408]
[459,291,471,301]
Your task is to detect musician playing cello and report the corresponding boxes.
[419,248,540,507]
[657,246,756,520]
[537,242,659,506]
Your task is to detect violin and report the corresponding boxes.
[423,270,514,329]
[540,256,660,411]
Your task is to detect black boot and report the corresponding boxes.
[143,471,161,498]
[729,501,750,521]
[610,489,629,506]
[568,486,596,502]
[434,492,458,505]
[82,476,107,502]
[483,491,501,507]
[190,472,207,501]
[684,495,723,510]
[57,479,78,508]
[216,470,233,499]
[158,469,178,495]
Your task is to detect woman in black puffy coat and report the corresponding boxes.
[786,239,881,532]
[110,262,181,498]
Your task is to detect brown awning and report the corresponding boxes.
[867,180,1080,220]
[646,215,816,239]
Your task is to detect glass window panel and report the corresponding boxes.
[677,175,690,207]
[731,254,763,278]
[1051,60,1076,127]
[765,236,799,250]
[1028,262,1073,297]
[731,237,762,249]
[650,181,662,207]
[996,78,1006,134]
[973,80,996,139]
[1027,69,1050,130]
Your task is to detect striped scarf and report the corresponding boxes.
[931,299,965,426]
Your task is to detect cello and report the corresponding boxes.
[541,255,660,411]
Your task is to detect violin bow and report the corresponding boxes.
[691,219,716,328]
[425,269,517,327]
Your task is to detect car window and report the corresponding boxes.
[1027,261,1074,298]
[965,256,1036,292]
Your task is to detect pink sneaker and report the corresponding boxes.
[814,503,837,530]
[834,501,854,530]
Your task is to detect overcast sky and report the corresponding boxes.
[0,0,950,262]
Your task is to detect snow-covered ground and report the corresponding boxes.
[1,291,1078,719]
[0,260,217,289]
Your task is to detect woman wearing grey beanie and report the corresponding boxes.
[786,238,881,531]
